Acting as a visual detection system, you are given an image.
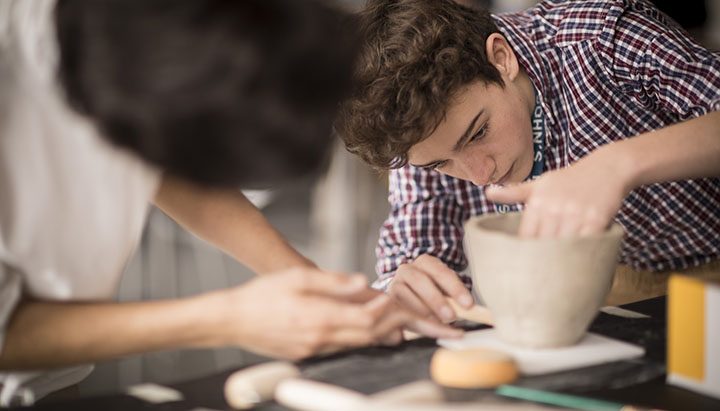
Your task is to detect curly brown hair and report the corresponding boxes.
[335,0,504,170]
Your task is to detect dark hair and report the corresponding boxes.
[55,0,359,188]
[334,0,503,170]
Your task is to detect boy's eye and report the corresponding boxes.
[424,160,447,171]
[421,122,488,171]
[469,123,488,143]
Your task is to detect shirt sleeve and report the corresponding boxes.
[0,263,23,355]
[372,165,470,289]
[598,1,720,119]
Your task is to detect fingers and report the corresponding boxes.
[378,329,404,346]
[366,304,414,342]
[487,183,571,238]
[287,269,367,297]
[300,295,412,353]
[284,297,388,357]
[388,282,435,319]
[364,294,462,342]
[392,255,473,323]
[338,285,384,304]
[416,256,473,309]
[520,201,608,239]
[290,292,462,358]
[317,293,403,337]
[241,267,463,359]
[517,203,540,238]
[577,208,611,236]
[405,317,464,339]
[394,264,455,322]
[391,262,459,322]
[317,325,402,354]
[555,212,582,238]
[489,165,623,239]
[279,263,467,356]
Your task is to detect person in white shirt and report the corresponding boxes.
[0,0,459,405]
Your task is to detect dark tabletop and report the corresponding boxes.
[12,296,720,411]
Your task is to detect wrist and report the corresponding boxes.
[593,141,639,195]
[181,290,237,348]
[262,249,317,274]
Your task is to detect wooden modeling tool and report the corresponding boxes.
[402,298,493,341]
[369,379,445,404]
[224,361,300,409]
[274,378,446,411]
[430,347,518,389]
[274,378,365,411]
[446,297,494,325]
[274,377,561,410]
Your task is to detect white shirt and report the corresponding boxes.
[0,0,161,405]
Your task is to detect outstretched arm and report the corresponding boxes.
[486,110,720,237]
[153,175,315,274]
[0,269,461,369]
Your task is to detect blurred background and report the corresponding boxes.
[77,0,720,397]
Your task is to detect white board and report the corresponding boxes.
[438,330,644,376]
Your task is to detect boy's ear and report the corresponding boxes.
[485,33,519,81]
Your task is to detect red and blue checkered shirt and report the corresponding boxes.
[374,0,720,290]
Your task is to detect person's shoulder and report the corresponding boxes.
[533,0,625,45]
[514,0,675,48]
[494,0,625,47]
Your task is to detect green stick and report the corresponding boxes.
[496,385,656,411]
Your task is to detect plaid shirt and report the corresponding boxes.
[374,0,720,290]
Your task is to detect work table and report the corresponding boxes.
[10,297,720,411]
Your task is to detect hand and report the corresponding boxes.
[388,254,474,323]
[218,268,461,359]
[485,151,629,238]
[339,286,465,343]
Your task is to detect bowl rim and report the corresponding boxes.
[463,211,625,243]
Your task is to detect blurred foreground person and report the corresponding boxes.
[0,0,459,405]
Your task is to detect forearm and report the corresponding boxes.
[154,175,315,274]
[608,110,720,191]
[0,292,226,370]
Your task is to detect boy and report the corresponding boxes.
[0,0,457,405]
[335,0,720,322]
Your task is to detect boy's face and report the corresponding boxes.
[407,79,535,186]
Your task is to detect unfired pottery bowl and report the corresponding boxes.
[463,212,624,348]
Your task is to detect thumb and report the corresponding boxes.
[291,270,367,297]
[485,183,532,205]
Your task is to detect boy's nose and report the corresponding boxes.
[458,155,493,187]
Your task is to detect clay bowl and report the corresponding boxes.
[463,212,624,348]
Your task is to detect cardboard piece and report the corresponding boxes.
[667,275,720,399]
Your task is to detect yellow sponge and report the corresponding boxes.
[430,347,518,389]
